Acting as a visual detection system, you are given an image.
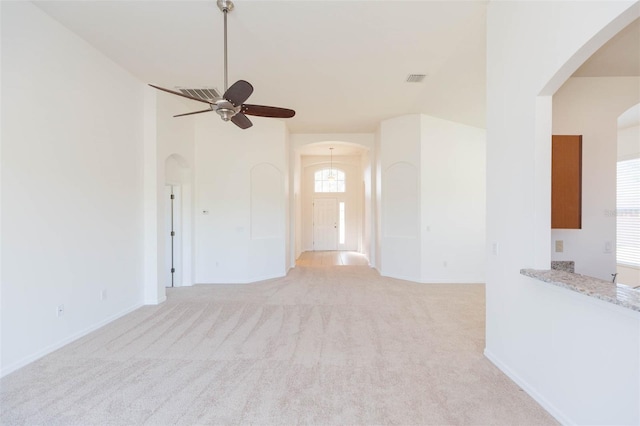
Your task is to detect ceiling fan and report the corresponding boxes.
[149,0,295,129]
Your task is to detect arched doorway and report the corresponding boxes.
[291,138,373,267]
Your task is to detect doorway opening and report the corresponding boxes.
[164,154,193,288]
[165,185,181,287]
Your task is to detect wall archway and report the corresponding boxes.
[484,2,640,423]
[531,4,640,270]
[291,135,374,265]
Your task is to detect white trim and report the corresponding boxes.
[144,294,167,305]
[1,303,143,378]
[484,348,572,426]
[420,280,485,284]
[194,272,288,285]
[617,263,640,270]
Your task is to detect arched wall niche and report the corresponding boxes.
[250,162,284,240]
[165,153,190,185]
[383,161,418,239]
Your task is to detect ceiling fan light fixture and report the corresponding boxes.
[217,108,235,121]
[328,147,336,181]
[214,99,237,121]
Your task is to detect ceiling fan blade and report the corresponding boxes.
[242,104,296,118]
[224,80,254,106]
[231,112,253,129]
[173,109,213,118]
[149,84,213,105]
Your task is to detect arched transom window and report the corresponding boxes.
[314,168,345,192]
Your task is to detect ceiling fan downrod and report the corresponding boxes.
[148,0,295,130]
[217,0,234,93]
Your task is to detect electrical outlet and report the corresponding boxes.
[555,240,564,253]
[100,289,107,301]
[604,241,612,253]
[492,242,499,255]
[56,304,65,317]
[443,261,448,267]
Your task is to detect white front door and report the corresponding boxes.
[313,198,338,250]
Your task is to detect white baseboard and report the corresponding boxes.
[1,302,143,378]
[144,294,166,305]
[484,348,572,425]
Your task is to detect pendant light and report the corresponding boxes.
[328,147,336,181]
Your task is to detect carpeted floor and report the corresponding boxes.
[0,264,557,425]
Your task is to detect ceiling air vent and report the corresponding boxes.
[177,87,221,101]
[406,74,427,83]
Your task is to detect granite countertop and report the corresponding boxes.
[520,269,640,313]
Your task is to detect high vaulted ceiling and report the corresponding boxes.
[29,1,639,134]
[33,0,488,133]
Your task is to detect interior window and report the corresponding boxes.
[617,157,640,267]
[314,168,345,193]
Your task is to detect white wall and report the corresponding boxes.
[552,77,640,280]
[374,128,382,271]
[361,149,373,262]
[194,116,288,283]
[1,2,145,375]
[486,1,640,424]
[618,123,640,160]
[420,115,486,283]
[379,115,422,281]
[285,130,292,271]
[378,114,486,283]
[293,146,302,261]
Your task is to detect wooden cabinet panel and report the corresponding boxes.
[552,135,582,229]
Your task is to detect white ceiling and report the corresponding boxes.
[33,0,488,134]
[29,1,638,135]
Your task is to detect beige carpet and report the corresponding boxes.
[0,264,556,425]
